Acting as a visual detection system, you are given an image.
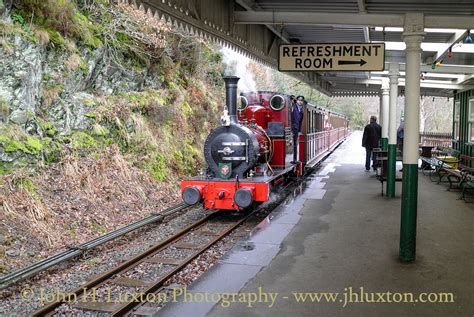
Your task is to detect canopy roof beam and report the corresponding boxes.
[234,11,474,29]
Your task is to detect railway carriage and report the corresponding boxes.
[180,76,349,210]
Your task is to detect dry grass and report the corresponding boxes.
[65,53,82,71]
[33,29,50,46]
[0,146,180,273]
[41,85,63,108]
[0,38,14,55]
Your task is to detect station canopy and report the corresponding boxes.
[233,0,474,97]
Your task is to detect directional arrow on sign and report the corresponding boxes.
[338,59,367,66]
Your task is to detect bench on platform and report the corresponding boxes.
[440,155,474,201]
[374,154,403,196]
[420,147,461,183]
[431,146,461,161]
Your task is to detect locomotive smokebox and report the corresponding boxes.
[223,76,240,123]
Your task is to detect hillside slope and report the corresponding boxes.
[0,0,223,273]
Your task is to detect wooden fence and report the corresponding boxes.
[419,132,452,147]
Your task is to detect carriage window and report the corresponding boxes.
[269,95,285,111]
[238,96,248,111]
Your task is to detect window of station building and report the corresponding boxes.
[454,101,460,140]
[269,95,285,111]
[469,99,474,142]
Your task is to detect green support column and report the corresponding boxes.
[387,63,399,198]
[381,79,389,151]
[400,164,418,261]
[400,13,424,262]
[386,144,396,197]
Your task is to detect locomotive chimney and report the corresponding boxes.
[223,76,240,124]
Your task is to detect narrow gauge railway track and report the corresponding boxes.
[0,203,190,290]
[32,209,257,316]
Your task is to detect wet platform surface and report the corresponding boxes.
[157,131,474,317]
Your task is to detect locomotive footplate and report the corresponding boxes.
[181,164,301,210]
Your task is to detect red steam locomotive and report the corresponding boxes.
[180,76,348,210]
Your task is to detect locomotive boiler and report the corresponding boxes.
[203,77,271,179]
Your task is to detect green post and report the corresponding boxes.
[381,138,388,151]
[386,144,396,197]
[399,164,418,262]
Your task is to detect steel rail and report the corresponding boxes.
[111,211,255,316]
[0,203,189,289]
[31,211,220,317]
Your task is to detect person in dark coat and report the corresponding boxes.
[291,95,305,163]
[362,115,382,171]
[397,120,404,154]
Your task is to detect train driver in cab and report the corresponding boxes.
[291,95,305,164]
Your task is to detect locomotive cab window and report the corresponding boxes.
[269,95,285,111]
[238,96,248,111]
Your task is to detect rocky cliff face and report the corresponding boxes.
[0,0,12,18]
[0,1,223,175]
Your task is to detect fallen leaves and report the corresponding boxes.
[0,146,180,274]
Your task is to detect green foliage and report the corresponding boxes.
[90,220,107,234]
[12,0,102,49]
[1,138,24,153]
[0,165,8,176]
[70,131,97,149]
[40,122,58,137]
[25,136,43,153]
[12,176,38,196]
[11,13,29,31]
[93,124,109,136]
[42,138,63,164]
[172,141,201,175]
[145,154,167,181]
[1,0,225,184]
[349,101,366,129]
[181,100,193,119]
[64,224,77,239]
[73,11,102,48]
[0,128,43,155]
[83,98,95,106]
[43,73,53,81]
[87,258,100,266]
[47,29,65,47]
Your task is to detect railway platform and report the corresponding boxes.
[158,131,473,317]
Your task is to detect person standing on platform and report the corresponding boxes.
[397,120,405,172]
[397,120,405,155]
[362,115,382,171]
[291,95,305,164]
